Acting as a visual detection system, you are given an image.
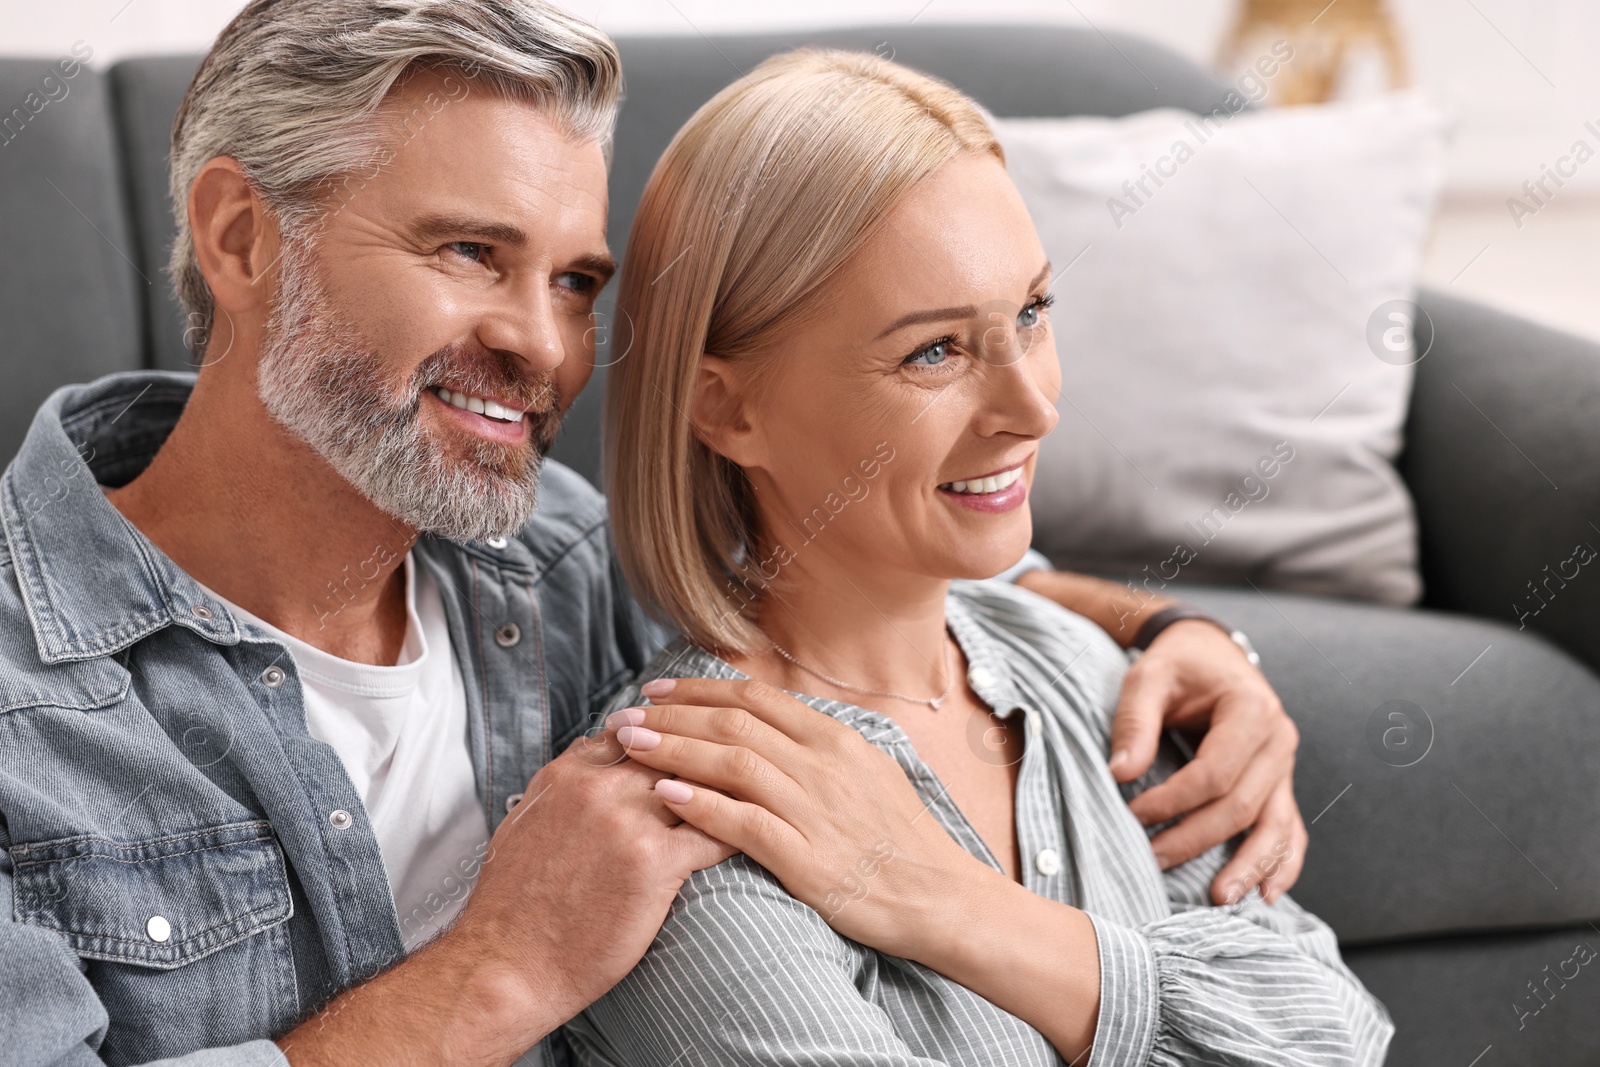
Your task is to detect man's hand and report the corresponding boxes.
[276,732,733,1067]
[1013,569,1304,906]
[1112,620,1305,905]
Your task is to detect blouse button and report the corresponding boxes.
[146,915,172,943]
[1035,848,1062,877]
[329,809,353,830]
[968,666,995,689]
[260,665,286,688]
[495,623,521,647]
[486,536,509,549]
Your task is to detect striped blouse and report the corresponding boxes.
[564,580,1393,1066]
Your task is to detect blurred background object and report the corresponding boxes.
[1219,0,1410,105]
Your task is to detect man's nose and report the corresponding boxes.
[475,286,566,375]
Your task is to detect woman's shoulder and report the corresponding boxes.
[947,578,1131,732]
[600,638,736,717]
[948,577,1126,663]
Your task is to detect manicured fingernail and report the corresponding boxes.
[616,725,661,751]
[606,707,646,730]
[640,678,677,698]
[1109,749,1131,774]
[656,779,694,804]
[1153,849,1172,870]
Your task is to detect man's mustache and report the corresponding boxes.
[408,342,560,417]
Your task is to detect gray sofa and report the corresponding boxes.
[4,23,1600,1066]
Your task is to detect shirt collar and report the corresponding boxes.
[944,591,1029,718]
[1,371,241,665]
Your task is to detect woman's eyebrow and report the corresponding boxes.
[873,260,1053,341]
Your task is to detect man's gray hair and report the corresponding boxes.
[169,0,622,341]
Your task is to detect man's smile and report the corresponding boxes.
[426,385,530,444]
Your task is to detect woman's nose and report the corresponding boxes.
[980,340,1060,440]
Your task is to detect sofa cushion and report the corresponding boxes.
[0,60,144,467]
[1346,925,1600,1067]
[997,93,1448,607]
[1350,927,1600,1067]
[1180,582,1600,945]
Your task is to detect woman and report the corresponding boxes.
[566,50,1391,1066]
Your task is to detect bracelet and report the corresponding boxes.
[1129,605,1261,667]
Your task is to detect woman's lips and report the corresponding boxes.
[937,474,1028,513]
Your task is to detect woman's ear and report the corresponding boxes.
[691,355,765,468]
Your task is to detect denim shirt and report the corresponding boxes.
[0,372,665,1067]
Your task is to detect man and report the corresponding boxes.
[0,2,1301,1065]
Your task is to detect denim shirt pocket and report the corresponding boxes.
[10,820,301,1058]
[11,819,292,967]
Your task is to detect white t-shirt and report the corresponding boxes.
[205,553,491,953]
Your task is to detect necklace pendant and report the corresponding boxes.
[928,696,942,711]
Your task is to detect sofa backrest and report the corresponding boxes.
[0,25,1230,480]
[0,59,146,463]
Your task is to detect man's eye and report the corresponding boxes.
[903,338,952,367]
[556,272,597,294]
[446,241,487,262]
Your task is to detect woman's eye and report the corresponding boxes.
[1017,293,1055,329]
[904,339,951,367]
[446,241,487,263]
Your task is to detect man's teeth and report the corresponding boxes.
[434,387,522,423]
[940,467,1023,495]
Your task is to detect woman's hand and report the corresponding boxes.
[609,675,1103,1060]
[606,676,987,960]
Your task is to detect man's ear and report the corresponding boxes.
[188,156,284,318]
[691,355,764,468]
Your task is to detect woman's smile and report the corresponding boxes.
[937,459,1031,513]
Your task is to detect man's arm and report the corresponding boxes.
[1012,566,1175,647]
[1015,568,1306,904]
[275,731,733,1067]
[0,731,728,1067]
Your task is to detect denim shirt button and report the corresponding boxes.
[146,915,172,943]
[260,665,286,688]
[191,604,214,620]
[494,623,521,647]
[329,809,353,829]
[505,792,524,812]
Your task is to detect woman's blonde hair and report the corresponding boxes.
[606,49,1002,655]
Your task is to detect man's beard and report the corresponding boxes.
[256,237,562,544]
